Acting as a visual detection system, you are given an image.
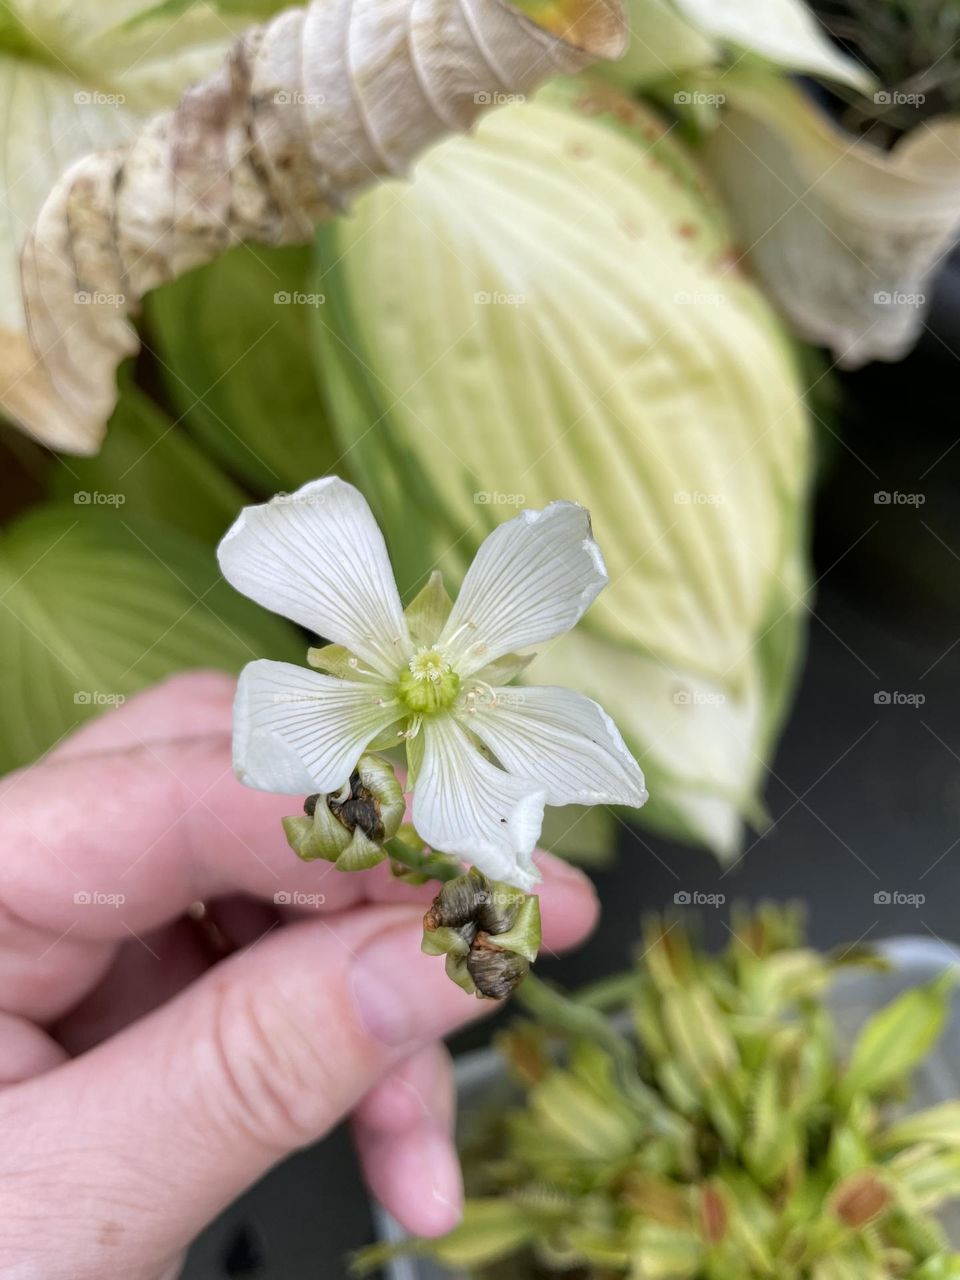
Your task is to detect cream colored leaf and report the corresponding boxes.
[706,68,960,368]
[673,0,871,90]
[603,0,869,93]
[310,82,811,854]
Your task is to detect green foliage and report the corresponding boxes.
[360,909,960,1279]
[146,244,340,494]
[0,504,300,773]
[811,0,960,142]
[49,370,244,544]
[125,0,293,23]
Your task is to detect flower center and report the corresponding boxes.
[397,647,460,714]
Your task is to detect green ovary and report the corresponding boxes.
[397,648,460,714]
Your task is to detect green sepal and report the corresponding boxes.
[445,952,478,996]
[403,570,453,646]
[333,835,388,872]
[473,652,537,685]
[306,643,363,678]
[405,730,425,791]
[486,894,542,963]
[281,754,403,868]
[421,926,472,959]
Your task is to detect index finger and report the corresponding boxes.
[0,672,598,944]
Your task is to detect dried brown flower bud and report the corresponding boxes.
[422,868,541,1000]
[283,754,403,870]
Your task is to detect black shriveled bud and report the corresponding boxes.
[422,867,541,1000]
[283,755,404,871]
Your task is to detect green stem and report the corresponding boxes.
[383,836,462,882]
[517,974,688,1137]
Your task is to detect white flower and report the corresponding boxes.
[218,477,647,890]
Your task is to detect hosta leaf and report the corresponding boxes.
[310,79,812,857]
[671,0,870,88]
[146,244,340,492]
[705,66,960,369]
[0,0,253,449]
[49,369,243,544]
[0,503,299,772]
[606,0,869,92]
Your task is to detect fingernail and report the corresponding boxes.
[539,853,589,887]
[419,1126,463,1236]
[352,922,478,1046]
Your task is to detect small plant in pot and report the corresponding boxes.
[357,906,960,1279]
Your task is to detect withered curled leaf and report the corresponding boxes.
[20,0,626,453]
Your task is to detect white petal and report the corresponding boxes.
[439,502,607,677]
[413,717,546,891]
[462,685,647,807]
[233,659,401,794]
[218,477,411,678]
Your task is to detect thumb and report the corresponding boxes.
[1,905,493,1280]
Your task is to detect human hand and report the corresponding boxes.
[0,672,598,1280]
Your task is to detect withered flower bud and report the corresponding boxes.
[422,867,541,1000]
[282,755,404,871]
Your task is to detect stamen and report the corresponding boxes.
[398,715,423,740]
[347,656,381,679]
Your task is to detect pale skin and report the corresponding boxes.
[0,671,598,1280]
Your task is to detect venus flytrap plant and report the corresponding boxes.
[357,908,960,1278]
[218,476,647,997]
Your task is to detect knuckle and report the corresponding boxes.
[201,975,337,1154]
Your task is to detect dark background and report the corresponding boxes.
[182,257,960,1279]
